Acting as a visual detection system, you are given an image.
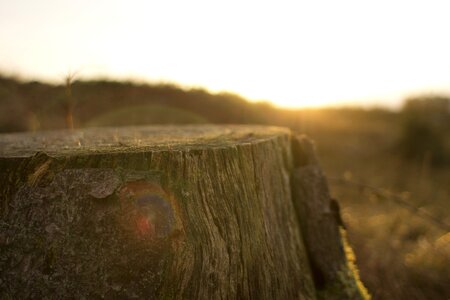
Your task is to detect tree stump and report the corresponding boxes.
[0,125,368,299]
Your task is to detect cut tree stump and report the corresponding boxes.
[0,125,368,299]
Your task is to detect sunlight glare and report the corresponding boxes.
[1,0,450,108]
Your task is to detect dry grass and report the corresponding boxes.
[305,114,450,300]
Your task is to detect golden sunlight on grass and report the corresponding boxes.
[1,0,450,298]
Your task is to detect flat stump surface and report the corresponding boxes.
[0,125,291,157]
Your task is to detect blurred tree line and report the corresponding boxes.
[0,74,300,132]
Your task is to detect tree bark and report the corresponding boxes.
[291,136,368,300]
[0,125,367,299]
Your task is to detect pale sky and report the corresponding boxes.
[1,0,450,108]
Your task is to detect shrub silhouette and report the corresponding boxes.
[397,96,450,166]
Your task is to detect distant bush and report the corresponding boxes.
[397,95,450,166]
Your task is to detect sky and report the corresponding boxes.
[1,0,450,109]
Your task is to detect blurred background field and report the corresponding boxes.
[1,74,449,299]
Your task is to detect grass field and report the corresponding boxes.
[302,110,450,300]
[1,75,449,299]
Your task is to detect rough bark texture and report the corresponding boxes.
[290,135,369,300]
[0,125,367,299]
